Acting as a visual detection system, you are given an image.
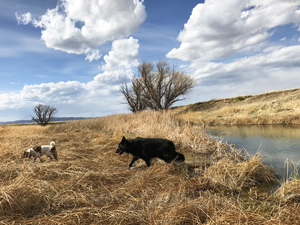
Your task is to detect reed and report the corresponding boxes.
[204,152,278,191]
[275,159,300,204]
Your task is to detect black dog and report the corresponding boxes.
[116,136,185,168]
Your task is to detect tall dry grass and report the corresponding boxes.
[0,111,299,224]
[48,111,242,161]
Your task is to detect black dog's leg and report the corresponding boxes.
[127,157,139,169]
[144,158,151,167]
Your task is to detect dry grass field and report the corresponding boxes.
[0,111,299,224]
[173,88,300,125]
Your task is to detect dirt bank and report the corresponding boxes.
[172,88,300,125]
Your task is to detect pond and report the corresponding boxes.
[207,125,300,180]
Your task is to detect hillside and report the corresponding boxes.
[172,88,300,125]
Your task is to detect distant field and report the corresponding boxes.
[0,111,299,224]
[172,88,300,125]
[0,117,88,125]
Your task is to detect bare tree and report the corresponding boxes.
[120,60,196,112]
[119,77,147,113]
[31,104,57,126]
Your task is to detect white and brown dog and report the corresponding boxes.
[23,141,58,162]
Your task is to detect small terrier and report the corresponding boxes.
[23,141,58,162]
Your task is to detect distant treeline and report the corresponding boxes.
[0,117,89,125]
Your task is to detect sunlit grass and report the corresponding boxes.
[0,111,299,224]
[174,88,300,125]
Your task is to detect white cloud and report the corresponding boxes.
[16,0,146,61]
[165,0,300,104]
[102,37,140,71]
[84,49,102,62]
[191,46,300,86]
[89,69,134,87]
[0,73,128,117]
[262,45,284,53]
[167,0,300,62]
[0,37,139,118]
[15,12,32,25]
[182,66,300,106]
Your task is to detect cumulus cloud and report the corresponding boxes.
[191,46,300,87]
[165,0,300,104]
[16,0,146,61]
[0,81,86,109]
[183,66,300,106]
[102,37,140,71]
[88,37,140,87]
[0,37,140,119]
[0,80,123,120]
[15,12,32,25]
[167,0,300,62]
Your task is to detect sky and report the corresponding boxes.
[1,0,300,122]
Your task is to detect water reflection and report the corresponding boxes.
[207,125,300,179]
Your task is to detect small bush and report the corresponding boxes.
[235,96,245,101]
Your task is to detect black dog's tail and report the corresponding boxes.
[175,153,185,162]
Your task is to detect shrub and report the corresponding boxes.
[235,96,245,101]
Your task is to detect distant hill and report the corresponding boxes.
[171,88,300,125]
[0,117,89,125]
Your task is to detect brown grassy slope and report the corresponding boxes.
[0,111,299,224]
[172,88,300,125]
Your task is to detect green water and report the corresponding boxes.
[207,125,300,180]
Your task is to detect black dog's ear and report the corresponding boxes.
[122,136,126,141]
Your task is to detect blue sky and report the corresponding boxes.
[1,0,300,121]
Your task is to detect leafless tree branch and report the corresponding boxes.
[119,60,196,112]
[31,104,57,126]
